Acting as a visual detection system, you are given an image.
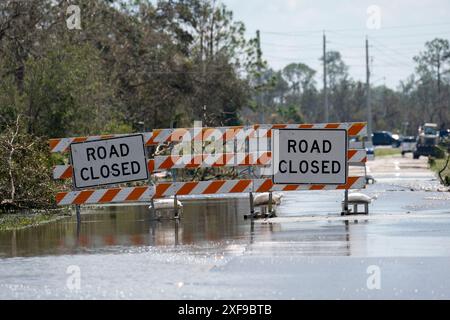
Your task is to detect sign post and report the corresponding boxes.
[69,154,82,230]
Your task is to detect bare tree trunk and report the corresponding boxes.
[7,116,20,202]
[209,0,216,58]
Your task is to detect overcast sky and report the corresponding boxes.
[222,0,450,89]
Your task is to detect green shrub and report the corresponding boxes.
[429,157,436,167]
[433,146,446,159]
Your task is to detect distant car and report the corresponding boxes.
[349,137,375,160]
[440,129,450,139]
[366,144,375,160]
[372,131,400,147]
[401,136,417,156]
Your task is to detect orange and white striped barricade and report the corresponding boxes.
[50,122,368,219]
[54,175,367,205]
[48,122,366,153]
[51,134,151,224]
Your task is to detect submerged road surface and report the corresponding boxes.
[1,153,450,299]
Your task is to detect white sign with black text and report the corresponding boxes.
[70,135,149,189]
[272,129,348,185]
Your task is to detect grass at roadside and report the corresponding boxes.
[0,210,71,231]
[430,155,450,186]
[374,148,401,157]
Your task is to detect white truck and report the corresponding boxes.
[413,123,440,159]
[401,136,417,156]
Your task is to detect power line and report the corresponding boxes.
[325,41,366,49]
[264,54,319,60]
[259,29,444,88]
[262,42,322,49]
[371,38,419,61]
[329,39,447,47]
[370,45,414,66]
[372,55,413,68]
[338,32,450,40]
[264,54,415,68]
[329,28,450,38]
[261,30,323,36]
[260,21,450,36]
[262,38,448,54]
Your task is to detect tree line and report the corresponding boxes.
[252,41,450,135]
[1,0,449,138]
[0,0,260,138]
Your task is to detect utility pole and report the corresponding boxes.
[323,32,328,123]
[256,30,264,124]
[366,36,372,137]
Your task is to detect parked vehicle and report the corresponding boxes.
[440,129,450,148]
[440,129,450,140]
[392,133,402,148]
[401,136,417,156]
[372,131,401,147]
[349,137,375,160]
[413,123,440,159]
[366,142,375,160]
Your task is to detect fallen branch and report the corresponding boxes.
[438,153,450,186]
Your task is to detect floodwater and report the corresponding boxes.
[1,153,450,299]
[0,199,251,258]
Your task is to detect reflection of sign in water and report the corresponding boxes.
[70,135,148,188]
[272,129,348,185]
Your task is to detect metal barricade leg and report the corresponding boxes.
[174,219,179,246]
[75,204,81,225]
[174,195,179,219]
[342,189,349,216]
[150,198,156,218]
[249,192,255,217]
[268,192,273,216]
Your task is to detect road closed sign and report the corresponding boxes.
[272,129,348,185]
[70,135,149,189]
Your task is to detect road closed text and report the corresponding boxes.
[80,144,142,181]
[70,135,148,188]
[278,139,342,175]
[273,129,347,185]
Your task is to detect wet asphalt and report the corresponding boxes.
[1,152,450,299]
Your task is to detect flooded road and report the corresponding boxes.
[1,153,450,299]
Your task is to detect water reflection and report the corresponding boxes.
[344,220,369,256]
[0,198,253,257]
[0,197,374,258]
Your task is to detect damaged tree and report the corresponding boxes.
[0,116,57,211]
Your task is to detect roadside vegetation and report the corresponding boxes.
[375,148,401,157]
[0,210,70,231]
[431,157,450,186]
[0,117,70,228]
[0,117,61,212]
[429,143,450,186]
